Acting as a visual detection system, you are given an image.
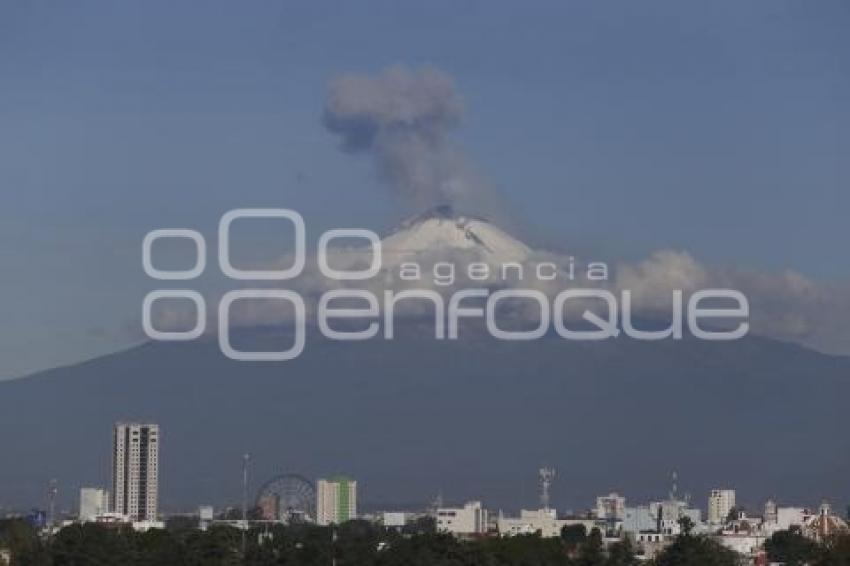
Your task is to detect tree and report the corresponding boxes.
[725,507,741,523]
[577,528,605,566]
[373,533,464,566]
[561,523,588,550]
[183,525,242,566]
[0,519,49,566]
[817,532,850,565]
[677,516,695,537]
[165,515,199,533]
[606,537,639,566]
[49,523,138,566]
[401,516,435,536]
[135,528,185,566]
[765,528,819,566]
[653,533,739,566]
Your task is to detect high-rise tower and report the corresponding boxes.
[112,422,160,521]
[316,476,357,525]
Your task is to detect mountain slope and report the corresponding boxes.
[0,330,847,515]
[2,209,847,515]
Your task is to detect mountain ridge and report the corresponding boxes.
[1,327,848,515]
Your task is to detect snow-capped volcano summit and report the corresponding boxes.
[380,205,531,265]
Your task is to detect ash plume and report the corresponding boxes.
[323,65,491,212]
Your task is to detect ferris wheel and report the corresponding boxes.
[255,473,316,522]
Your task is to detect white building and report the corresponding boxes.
[382,512,408,528]
[198,505,214,530]
[131,520,165,532]
[777,507,807,530]
[716,533,766,557]
[624,506,657,534]
[198,505,214,521]
[436,501,488,536]
[596,493,626,521]
[652,500,702,535]
[624,499,703,539]
[498,508,563,538]
[112,422,160,521]
[316,477,357,525]
[708,489,736,525]
[79,487,109,522]
[762,503,808,535]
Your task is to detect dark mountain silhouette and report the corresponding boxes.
[0,328,847,515]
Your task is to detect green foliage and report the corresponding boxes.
[651,532,739,566]
[6,520,847,566]
[676,516,694,537]
[401,516,436,536]
[0,519,49,566]
[577,528,604,566]
[813,532,850,566]
[724,507,741,524]
[605,538,639,566]
[764,528,819,566]
[50,523,137,565]
[561,523,588,550]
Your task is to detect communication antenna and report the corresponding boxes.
[669,470,679,501]
[241,454,251,557]
[428,491,444,516]
[539,467,556,510]
[433,492,443,511]
[47,478,58,529]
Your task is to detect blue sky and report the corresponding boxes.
[0,1,847,378]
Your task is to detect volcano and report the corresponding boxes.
[0,210,848,516]
[379,205,531,266]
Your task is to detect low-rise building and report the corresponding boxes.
[803,501,849,542]
[198,506,214,530]
[762,504,807,535]
[436,501,488,536]
[79,487,109,523]
[715,533,766,558]
[625,499,702,537]
[382,512,408,529]
[498,508,561,537]
[596,493,626,521]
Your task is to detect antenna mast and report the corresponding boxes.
[539,467,556,511]
[669,470,678,501]
[242,453,250,557]
[47,478,58,531]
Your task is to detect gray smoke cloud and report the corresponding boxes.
[152,65,850,356]
[323,65,491,211]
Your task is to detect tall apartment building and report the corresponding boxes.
[316,477,357,525]
[112,422,160,521]
[708,489,736,525]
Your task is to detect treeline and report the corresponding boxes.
[2,517,850,566]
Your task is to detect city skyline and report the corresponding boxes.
[6,422,842,521]
[1,3,847,564]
